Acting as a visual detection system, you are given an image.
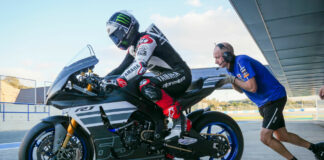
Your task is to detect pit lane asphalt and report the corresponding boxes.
[1,121,323,160]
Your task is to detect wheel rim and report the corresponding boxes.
[28,128,87,160]
[199,122,239,160]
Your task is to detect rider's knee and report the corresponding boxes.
[139,78,162,101]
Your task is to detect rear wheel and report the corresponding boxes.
[19,122,94,160]
[193,111,244,160]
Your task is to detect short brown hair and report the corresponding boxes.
[218,42,234,55]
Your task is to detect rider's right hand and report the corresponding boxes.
[100,79,118,92]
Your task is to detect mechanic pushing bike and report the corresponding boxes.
[213,42,324,160]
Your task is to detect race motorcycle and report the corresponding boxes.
[19,45,244,160]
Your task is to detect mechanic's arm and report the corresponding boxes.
[233,77,257,93]
[232,83,243,93]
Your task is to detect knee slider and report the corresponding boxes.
[139,79,162,101]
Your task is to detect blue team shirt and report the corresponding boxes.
[227,55,286,107]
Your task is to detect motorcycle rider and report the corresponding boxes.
[104,10,192,140]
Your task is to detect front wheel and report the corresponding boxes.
[19,121,94,160]
[193,111,244,160]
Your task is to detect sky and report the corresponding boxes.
[0,0,268,101]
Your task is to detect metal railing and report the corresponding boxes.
[0,102,50,121]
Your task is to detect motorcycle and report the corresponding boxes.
[19,45,244,160]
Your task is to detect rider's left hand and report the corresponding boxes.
[102,77,127,88]
[116,77,127,88]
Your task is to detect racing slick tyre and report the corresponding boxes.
[18,121,94,160]
[193,111,244,160]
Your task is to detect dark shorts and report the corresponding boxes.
[258,96,287,130]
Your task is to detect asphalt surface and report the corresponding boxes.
[0,120,323,160]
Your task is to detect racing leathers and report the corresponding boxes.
[107,24,192,120]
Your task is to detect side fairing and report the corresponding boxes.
[65,101,137,135]
[65,101,139,159]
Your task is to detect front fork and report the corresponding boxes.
[61,118,78,149]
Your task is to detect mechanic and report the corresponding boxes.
[213,42,324,160]
[319,86,324,100]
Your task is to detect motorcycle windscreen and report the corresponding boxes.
[46,56,99,104]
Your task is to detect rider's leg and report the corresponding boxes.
[139,78,181,119]
[139,78,191,135]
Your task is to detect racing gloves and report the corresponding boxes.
[215,75,236,88]
[102,77,128,90]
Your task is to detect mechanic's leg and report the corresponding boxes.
[260,128,295,160]
[274,127,311,148]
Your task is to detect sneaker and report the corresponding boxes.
[312,142,324,160]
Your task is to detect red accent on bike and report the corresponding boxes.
[139,79,150,91]
[116,78,127,88]
[165,153,174,159]
[186,118,192,132]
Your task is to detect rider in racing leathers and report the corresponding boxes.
[104,10,192,139]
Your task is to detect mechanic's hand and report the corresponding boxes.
[319,85,324,100]
[215,75,236,88]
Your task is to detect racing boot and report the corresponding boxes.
[154,117,171,141]
[310,142,324,160]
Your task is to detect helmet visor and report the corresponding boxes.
[107,22,129,46]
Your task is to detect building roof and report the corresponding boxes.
[230,0,324,96]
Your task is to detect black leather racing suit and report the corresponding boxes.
[107,24,192,98]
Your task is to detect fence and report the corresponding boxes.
[0,75,52,104]
[0,102,51,121]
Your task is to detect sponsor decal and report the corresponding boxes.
[162,76,186,88]
[157,72,180,82]
[236,74,243,81]
[137,45,148,56]
[243,72,250,78]
[240,66,250,78]
[116,14,130,26]
[123,63,141,77]
[75,106,95,112]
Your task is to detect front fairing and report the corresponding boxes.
[46,45,99,104]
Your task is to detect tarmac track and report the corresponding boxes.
[0,120,323,160]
